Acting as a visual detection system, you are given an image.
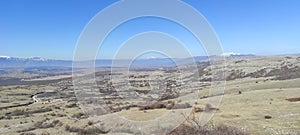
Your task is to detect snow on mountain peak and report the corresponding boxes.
[219,52,255,57]
[29,57,48,61]
[221,52,241,57]
[0,56,11,59]
[0,56,49,61]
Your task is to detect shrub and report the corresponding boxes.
[68,126,81,132]
[79,127,108,135]
[40,131,50,135]
[65,103,77,108]
[52,120,62,126]
[167,111,249,135]
[264,115,272,119]
[65,125,70,131]
[54,106,61,109]
[168,123,249,135]
[8,108,52,117]
[71,112,87,119]
[166,101,175,110]
[193,107,204,113]
[172,103,192,109]
[286,97,300,102]
[139,101,192,110]
[20,132,36,135]
[139,102,167,110]
[65,125,109,134]
[88,121,93,126]
[6,115,12,119]
[33,119,62,129]
[56,113,66,117]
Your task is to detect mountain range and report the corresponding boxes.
[0,53,255,68]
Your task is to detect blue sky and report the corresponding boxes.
[0,0,299,60]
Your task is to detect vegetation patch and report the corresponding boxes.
[264,115,272,119]
[286,97,300,102]
[168,124,249,135]
[71,112,88,119]
[65,125,109,135]
[5,107,52,117]
[139,102,167,110]
[18,119,63,133]
[138,101,192,111]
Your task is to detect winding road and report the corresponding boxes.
[0,92,43,110]
[31,95,39,105]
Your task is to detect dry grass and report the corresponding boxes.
[168,112,249,135]
[1,56,300,135]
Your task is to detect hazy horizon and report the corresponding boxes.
[1,52,300,61]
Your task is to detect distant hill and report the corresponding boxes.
[219,52,255,57]
[0,56,72,68]
[0,54,254,68]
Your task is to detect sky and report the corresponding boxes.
[0,0,299,60]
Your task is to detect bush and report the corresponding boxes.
[40,132,50,135]
[33,119,62,129]
[264,115,272,119]
[139,102,167,110]
[193,107,204,113]
[65,125,70,131]
[8,108,52,117]
[166,101,175,110]
[65,103,77,108]
[52,120,62,126]
[139,101,192,110]
[286,97,300,102]
[71,112,87,119]
[65,125,109,134]
[167,111,249,135]
[168,124,249,135]
[88,121,93,126]
[20,132,36,135]
[172,103,192,109]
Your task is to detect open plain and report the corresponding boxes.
[0,55,299,135]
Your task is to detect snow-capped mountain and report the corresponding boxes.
[0,54,255,68]
[28,57,48,61]
[0,56,48,61]
[0,56,12,59]
[220,52,255,57]
[0,56,205,68]
[0,56,71,68]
